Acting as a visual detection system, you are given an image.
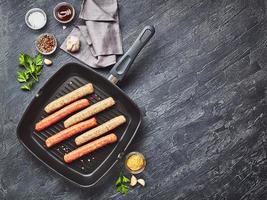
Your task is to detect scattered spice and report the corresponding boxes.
[37,34,56,54]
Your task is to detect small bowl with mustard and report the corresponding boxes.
[124,152,146,174]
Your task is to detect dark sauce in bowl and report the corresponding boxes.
[54,3,75,23]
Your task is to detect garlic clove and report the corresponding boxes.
[130,175,138,187]
[44,58,52,66]
[137,179,145,187]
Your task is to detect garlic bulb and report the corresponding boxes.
[66,36,80,53]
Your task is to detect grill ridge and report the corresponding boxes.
[32,76,128,174]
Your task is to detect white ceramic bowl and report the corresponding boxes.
[25,8,47,30]
[35,33,57,55]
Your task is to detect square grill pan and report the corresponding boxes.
[17,62,141,187]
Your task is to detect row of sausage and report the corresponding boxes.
[35,83,126,163]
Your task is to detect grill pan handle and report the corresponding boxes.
[108,25,155,84]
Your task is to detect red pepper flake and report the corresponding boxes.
[37,34,56,53]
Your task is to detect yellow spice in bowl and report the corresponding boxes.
[126,154,144,171]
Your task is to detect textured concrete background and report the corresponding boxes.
[1,0,267,199]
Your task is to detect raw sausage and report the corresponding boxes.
[64,133,117,163]
[44,83,93,113]
[64,97,115,128]
[36,99,90,132]
[35,99,89,132]
[75,115,126,145]
[45,117,97,148]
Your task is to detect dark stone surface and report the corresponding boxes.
[1,0,267,199]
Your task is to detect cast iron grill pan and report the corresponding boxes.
[17,63,141,187]
[16,26,155,187]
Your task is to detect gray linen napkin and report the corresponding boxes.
[60,0,123,68]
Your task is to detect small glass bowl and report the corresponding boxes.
[53,2,75,24]
[124,152,146,174]
[35,33,57,55]
[25,8,47,30]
